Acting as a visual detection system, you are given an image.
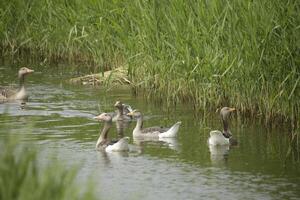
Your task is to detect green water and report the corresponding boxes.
[0,63,299,200]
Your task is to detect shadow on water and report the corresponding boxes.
[0,63,300,200]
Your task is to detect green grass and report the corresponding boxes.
[0,137,95,200]
[0,0,299,129]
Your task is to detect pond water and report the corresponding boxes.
[0,63,299,200]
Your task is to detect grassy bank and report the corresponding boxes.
[0,0,299,129]
[0,137,95,200]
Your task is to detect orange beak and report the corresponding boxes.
[25,68,34,74]
[229,108,236,112]
[127,111,134,116]
[93,115,102,120]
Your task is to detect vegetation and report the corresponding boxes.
[0,137,95,200]
[0,0,299,129]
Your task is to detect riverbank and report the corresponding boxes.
[0,0,299,130]
[69,67,130,87]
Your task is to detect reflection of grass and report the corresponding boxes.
[285,130,300,163]
[0,137,95,200]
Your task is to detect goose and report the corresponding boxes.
[112,101,132,121]
[122,103,133,115]
[0,67,34,101]
[127,110,181,138]
[94,113,129,152]
[208,107,237,146]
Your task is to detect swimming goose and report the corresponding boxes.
[0,67,34,101]
[127,110,181,138]
[94,113,129,152]
[112,101,132,121]
[208,107,237,146]
[122,103,133,115]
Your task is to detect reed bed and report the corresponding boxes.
[0,0,299,130]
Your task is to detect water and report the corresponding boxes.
[0,63,299,200]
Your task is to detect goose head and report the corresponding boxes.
[18,67,34,78]
[127,109,142,118]
[94,113,112,122]
[220,107,236,121]
[114,101,133,113]
[114,101,123,109]
[220,107,236,138]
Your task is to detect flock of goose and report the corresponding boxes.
[1,67,238,153]
[93,104,183,152]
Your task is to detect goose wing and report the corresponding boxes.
[209,130,229,145]
[141,126,169,134]
[105,137,129,152]
[122,104,133,114]
[0,86,17,98]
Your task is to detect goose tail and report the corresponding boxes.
[159,121,181,138]
[105,137,130,152]
[208,130,229,146]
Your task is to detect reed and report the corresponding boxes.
[0,0,299,129]
[0,137,95,200]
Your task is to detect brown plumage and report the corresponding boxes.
[127,110,181,138]
[0,67,34,101]
[113,101,132,121]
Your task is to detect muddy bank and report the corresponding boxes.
[69,67,131,86]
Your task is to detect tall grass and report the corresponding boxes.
[0,0,299,129]
[0,137,95,200]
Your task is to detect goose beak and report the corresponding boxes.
[27,69,34,73]
[229,108,236,112]
[127,111,134,116]
[93,113,112,122]
[93,115,102,120]
[25,68,34,74]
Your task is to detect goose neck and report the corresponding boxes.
[19,75,25,90]
[116,106,123,118]
[135,115,143,130]
[99,121,112,141]
[222,118,229,132]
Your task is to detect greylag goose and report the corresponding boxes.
[94,113,129,152]
[112,101,132,121]
[0,67,34,101]
[209,107,237,146]
[122,103,133,115]
[127,110,181,138]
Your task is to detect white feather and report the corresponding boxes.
[208,130,229,146]
[158,121,182,138]
[105,137,130,152]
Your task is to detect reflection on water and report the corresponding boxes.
[133,137,180,154]
[115,120,131,139]
[0,64,300,200]
[209,145,230,166]
[159,137,180,152]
